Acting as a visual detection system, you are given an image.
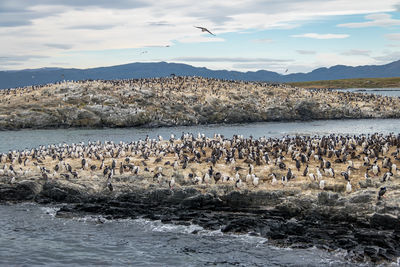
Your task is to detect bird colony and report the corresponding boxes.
[0,133,398,200]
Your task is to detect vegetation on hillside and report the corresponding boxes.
[287,77,400,89]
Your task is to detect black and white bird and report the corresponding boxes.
[372,162,380,176]
[377,187,387,200]
[235,178,243,189]
[325,167,335,178]
[319,179,325,190]
[270,173,277,185]
[169,177,175,189]
[382,171,392,182]
[303,164,309,177]
[341,171,350,182]
[252,175,259,187]
[107,181,113,191]
[346,181,352,193]
[281,175,288,185]
[295,159,301,171]
[286,168,293,180]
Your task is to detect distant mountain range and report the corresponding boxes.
[0,60,399,89]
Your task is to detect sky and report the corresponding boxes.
[0,0,399,73]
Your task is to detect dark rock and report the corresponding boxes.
[348,192,374,203]
[317,191,339,205]
[370,213,400,230]
[0,180,42,201]
[1,178,400,264]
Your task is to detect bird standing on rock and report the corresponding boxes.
[319,180,325,190]
[107,169,113,191]
[203,173,211,184]
[107,181,113,191]
[270,173,277,185]
[382,172,392,182]
[235,178,243,189]
[372,163,380,176]
[346,181,352,193]
[316,167,322,181]
[169,177,175,189]
[213,172,221,184]
[341,171,350,182]
[252,175,259,187]
[287,168,293,180]
[295,159,301,171]
[303,164,308,177]
[377,187,387,200]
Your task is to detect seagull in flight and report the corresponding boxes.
[194,26,215,36]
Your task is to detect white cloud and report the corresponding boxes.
[0,0,397,70]
[373,51,400,62]
[175,35,225,43]
[172,57,292,63]
[291,33,349,39]
[310,53,378,69]
[386,33,400,41]
[296,50,316,55]
[338,13,400,28]
[341,49,371,56]
[232,63,288,70]
[252,38,274,43]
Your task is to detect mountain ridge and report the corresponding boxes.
[0,60,399,89]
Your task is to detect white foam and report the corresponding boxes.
[73,215,110,224]
[388,257,400,266]
[40,206,60,217]
[131,218,268,243]
[132,218,204,234]
[227,232,267,244]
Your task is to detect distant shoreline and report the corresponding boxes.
[1,116,400,132]
[288,77,400,89]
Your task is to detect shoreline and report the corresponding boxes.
[1,116,400,132]
[1,179,399,264]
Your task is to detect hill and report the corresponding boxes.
[0,60,400,89]
[0,77,399,130]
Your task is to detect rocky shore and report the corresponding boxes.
[0,76,400,130]
[1,132,400,264]
[1,177,399,264]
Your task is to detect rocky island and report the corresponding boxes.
[0,76,400,130]
[1,133,399,264]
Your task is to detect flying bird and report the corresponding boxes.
[194,26,215,36]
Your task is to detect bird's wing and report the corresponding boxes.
[194,26,215,36]
[205,29,216,36]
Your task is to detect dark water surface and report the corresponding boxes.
[1,118,400,153]
[0,203,373,266]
